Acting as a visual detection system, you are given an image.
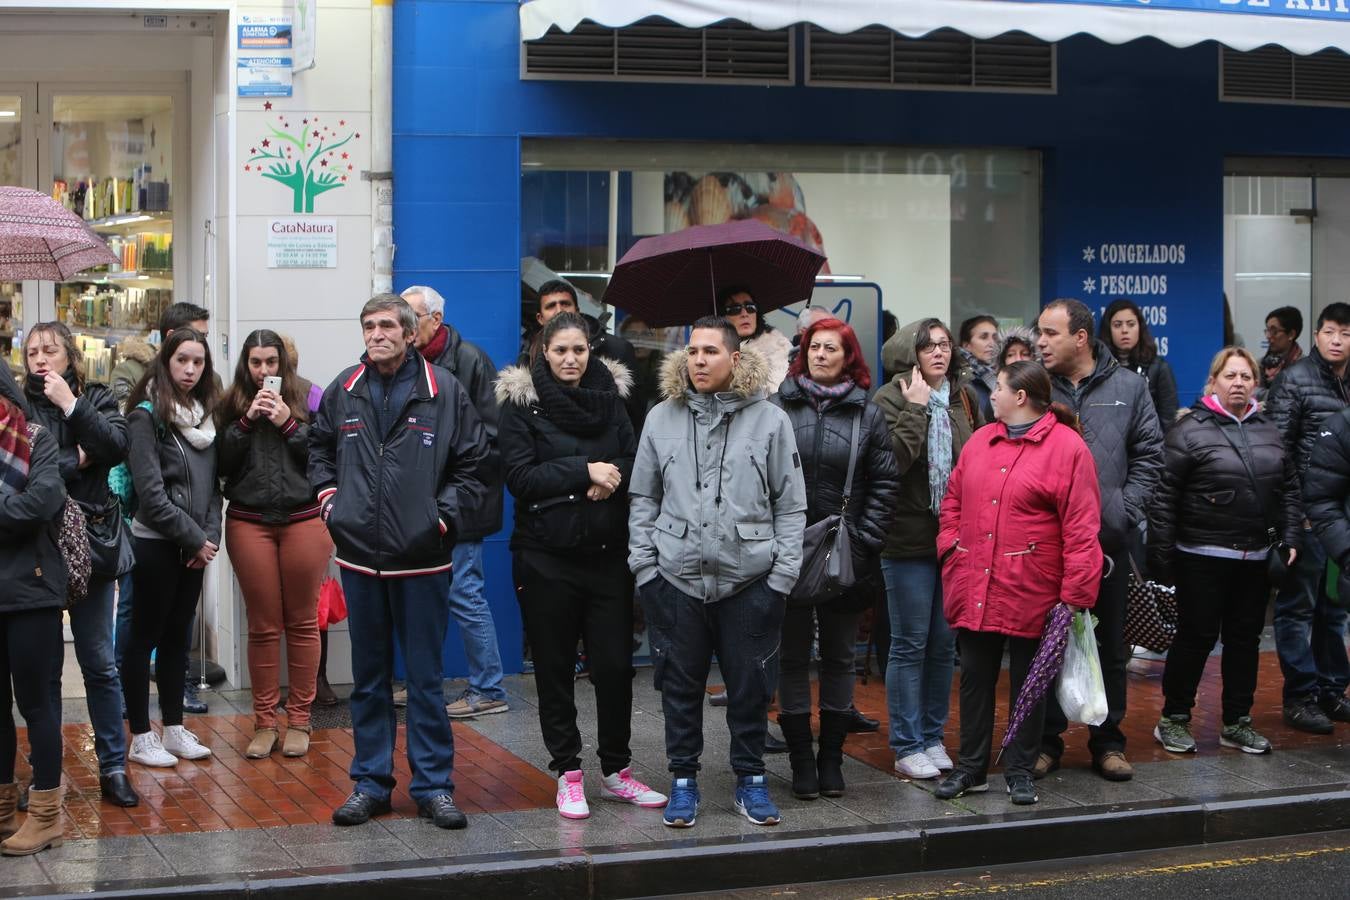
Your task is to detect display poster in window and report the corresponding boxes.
[290,0,316,72]
[239,14,294,97]
[238,57,294,98]
[267,217,337,268]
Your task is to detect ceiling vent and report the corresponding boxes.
[523,17,793,85]
[1222,45,1350,106]
[807,27,1055,93]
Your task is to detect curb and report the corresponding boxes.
[32,785,1350,899]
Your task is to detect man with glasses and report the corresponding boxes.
[1262,306,1304,389]
[1266,302,1350,734]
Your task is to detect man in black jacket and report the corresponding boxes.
[1266,302,1350,733]
[402,285,509,720]
[1035,298,1164,783]
[309,294,490,830]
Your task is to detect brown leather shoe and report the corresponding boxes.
[1031,752,1059,780]
[245,728,279,760]
[1093,750,1134,782]
[282,726,311,758]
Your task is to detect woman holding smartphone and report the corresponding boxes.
[218,330,332,759]
[122,328,222,767]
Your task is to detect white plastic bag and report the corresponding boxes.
[1055,609,1108,726]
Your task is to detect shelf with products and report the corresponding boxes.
[85,211,173,236]
[56,283,171,384]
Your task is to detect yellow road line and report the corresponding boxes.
[864,844,1350,899]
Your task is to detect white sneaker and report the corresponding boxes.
[162,724,212,760]
[556,769,590,819]
[924,745,955,772]
[894,751,940,780]
[600,767,668,808]
[129,730,177,767]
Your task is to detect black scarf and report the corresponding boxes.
[530,352,618,436]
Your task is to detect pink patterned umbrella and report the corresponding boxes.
[0,186,117,281]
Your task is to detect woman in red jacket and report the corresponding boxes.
[934,361,1103,806]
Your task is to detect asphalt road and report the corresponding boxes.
[663,829,1350,899]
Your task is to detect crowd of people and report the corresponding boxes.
[1,283,1348,853]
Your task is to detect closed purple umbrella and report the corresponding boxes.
[998,601,1074,762]
[604,219,827,328]
[0,187,118,281]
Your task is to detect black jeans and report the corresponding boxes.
[1163,552,1268,725]
[779,605,861,715]
[515,548,634,776]
[955,629,1043,780]
[641,574,786,778]
[122,537,205,734]
[1042,548,1125,759]
[0,607,64,790]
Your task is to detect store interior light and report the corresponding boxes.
[555,271,612,280]
[815,274,865,281]
[104,213,153,226]
[0,111,16,118]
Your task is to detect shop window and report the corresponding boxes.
[522,17,793,85]
[806,27,1055,93]
[520,140,1042,389]
[0,94,22,376]
[1221,45,1350,107]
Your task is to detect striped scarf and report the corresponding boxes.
[794,374,855,410]
[0,400,30,493]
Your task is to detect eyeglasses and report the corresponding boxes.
[414,311,433,320]
[723,303,757,316]
[920,341,953,354]
[1264,326,1287,336]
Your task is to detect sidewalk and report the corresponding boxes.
[4,648,1349,897]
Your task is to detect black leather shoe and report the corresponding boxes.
[1284,699,1334,734]
[708,690,728,707]
[332,791,392,826]
[764,732,788,753]
[845,706,880,734]
[100,773,140,807]
[418,793,467,830]
[1320,694,1350,723]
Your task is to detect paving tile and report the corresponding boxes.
[382,813,534,858]
[1145,771,1269,800]
[41,853,177,885]
[490,806,657,850]
[148,828,297,875]
[0,855,51,888]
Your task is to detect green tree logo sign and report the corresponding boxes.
[245,112,360,213]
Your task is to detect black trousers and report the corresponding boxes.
[123,537,205,733]
[0,607,64,789]
[955,629,1043,780]
[515,548,635,776]
[1042,549,1124,759]
[1162,552,1268,725]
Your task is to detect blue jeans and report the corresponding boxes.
[1274,532,1350,703]
[341,569,455,804]
[882,557,954,757]
[449,542,506,702]
[54,576,128,776]
[114,571,133,671]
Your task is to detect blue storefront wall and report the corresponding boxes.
[393,0,1350,676]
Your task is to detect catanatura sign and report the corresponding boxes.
[267,217,337,268]
[1081,240,1183,356]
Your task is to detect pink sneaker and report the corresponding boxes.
[556,769,590,819]
[600,767,668,808]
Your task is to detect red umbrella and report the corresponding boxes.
[604,219,827,327]
[0,186,118,281]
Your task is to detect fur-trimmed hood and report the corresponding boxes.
[494,356,633,407]
[118,335,157,365]
[657,345,770,404]
[999,325,1039,366]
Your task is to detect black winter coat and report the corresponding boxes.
[218,409,317,523]
[1148,401,1300,581]
[126,405,223,552]
[23,376,126,511]
[496,358,636,555]
[1124,356,1179,431]
[1303,404,1350,567]
[1266,349,1350,501]
[309,351,491,577]
[426,323,503,541]
[770,378,901,562]
[0,423,68,613]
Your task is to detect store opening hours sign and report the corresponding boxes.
[268,218,337,268]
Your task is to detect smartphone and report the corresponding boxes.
[262,376,283,394]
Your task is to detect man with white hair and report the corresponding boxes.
[401,284,509,719]
[788,306,831,365]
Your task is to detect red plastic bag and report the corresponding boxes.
[317,576,348,630]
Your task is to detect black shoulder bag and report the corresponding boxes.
[789,410,860,607]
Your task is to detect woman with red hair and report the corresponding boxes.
[769,318,899,800]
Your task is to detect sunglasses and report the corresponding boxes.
[723,303,757,316]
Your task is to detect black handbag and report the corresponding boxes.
[789,410,860,607]
[1124,554,1177,654]
[79,496,134,578]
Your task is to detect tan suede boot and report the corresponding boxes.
[281,726,311,758]
[1,784,64,856]
[0,783,18,837]
[245,728,280,759]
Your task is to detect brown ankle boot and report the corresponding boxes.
[245,728,279,759]
[0,783,18,837]
[282,726,311,758]
[1,784,64,856]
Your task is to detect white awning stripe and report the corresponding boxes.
[519,0,1350,56]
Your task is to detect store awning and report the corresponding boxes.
[519,0,1350,56]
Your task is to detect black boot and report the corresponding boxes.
[777,713,819,800]
[816,710,850,798]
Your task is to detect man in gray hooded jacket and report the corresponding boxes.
[629,316,806,829]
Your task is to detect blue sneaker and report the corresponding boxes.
[662,777,699,828]
[734,774,780,826]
